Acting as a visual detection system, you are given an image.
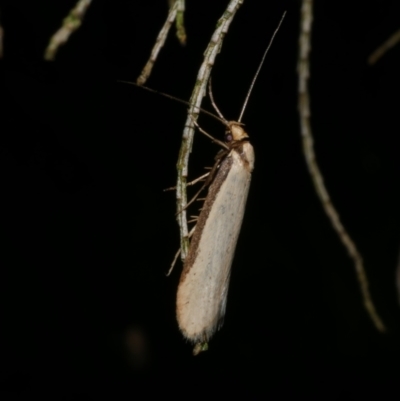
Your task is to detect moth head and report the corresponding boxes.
[225,121,249,142]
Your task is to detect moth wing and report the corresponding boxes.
[177,144,254,343]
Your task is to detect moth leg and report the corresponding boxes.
[179,186,206,214]
[188,114,229,150]
[208,77,226,123]
[188,215,199,224]
[187,173,209,187]
[166,248,182,277]
[166,226,196,276]
[176,157,222,215]
[164,172,209,192]
[172,115,230,212]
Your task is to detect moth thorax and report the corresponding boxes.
[227,121,249,142]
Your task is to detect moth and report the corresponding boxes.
[120,12,285,355]
[177,111,254,355]
[176,15,285,355]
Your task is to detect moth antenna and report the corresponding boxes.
[237,11,286,123]
[118,80,226,125]
[208,78,228,124]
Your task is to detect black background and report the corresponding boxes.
[2,0,400,396]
